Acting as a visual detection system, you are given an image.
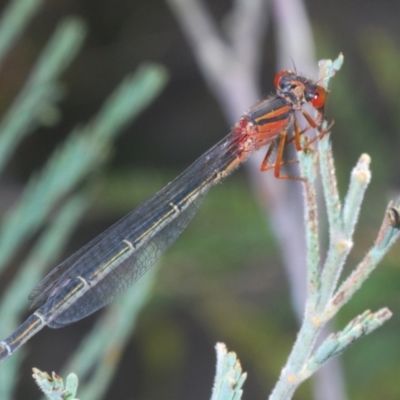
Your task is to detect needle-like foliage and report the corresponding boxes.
[0,1,167,398]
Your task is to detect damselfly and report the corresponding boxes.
[0,70,328,363]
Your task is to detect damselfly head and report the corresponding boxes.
[274,70,327,110]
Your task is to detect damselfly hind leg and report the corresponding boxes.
[260,130,306,181]
[259,113,331,182]
[285,119,311,151]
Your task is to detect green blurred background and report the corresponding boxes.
[1,0,400,399]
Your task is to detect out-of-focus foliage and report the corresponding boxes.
[2,0,400,399]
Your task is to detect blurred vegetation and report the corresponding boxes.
[1,0,400,399]
[0,1,167,399]
[314,25,400,400]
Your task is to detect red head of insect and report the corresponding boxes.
[274,70,327,111]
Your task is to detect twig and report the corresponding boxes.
[32,368,79,400]
[0,17,87,172]
[0,0,44,67]
[0,194,88,399]
[0,64,167,272]
[269,54,399,400]
[211,343,247,400]
[166,1,346,398]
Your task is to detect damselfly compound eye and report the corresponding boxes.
[311,86,327,109]
[274,70,291,89]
